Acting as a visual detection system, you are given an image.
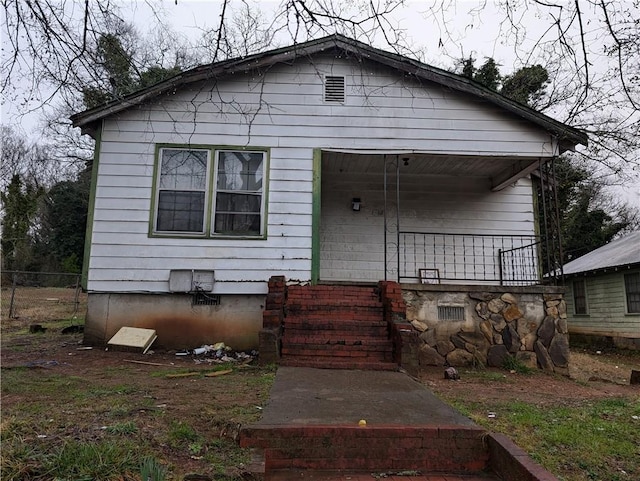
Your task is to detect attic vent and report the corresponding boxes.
[324,75,345,103]
[437,305,465,321]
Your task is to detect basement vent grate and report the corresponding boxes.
[438,305,465,321]
[192,292,221,306]
[324,75,345,103]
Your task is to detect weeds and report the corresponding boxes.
[139,457,167,481]
[501,355,533,374]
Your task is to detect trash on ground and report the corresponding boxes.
[488,412,497,418]
[176,343,257,364]
[76,346,93,350]
[124,359,176,367]
[204,369,233,377]
[444,367,459,380]
[24,360,60,369]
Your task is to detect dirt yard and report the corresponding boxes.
[1,320,639,480]
[420,349,639,407]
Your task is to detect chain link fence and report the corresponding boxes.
[1,271,87,324]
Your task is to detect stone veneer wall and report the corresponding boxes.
[402,285,570,372]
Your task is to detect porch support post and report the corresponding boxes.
[311,149,322,284]
[383,155,388,281]
[396,155,401,283]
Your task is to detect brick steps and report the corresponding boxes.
[278,284,396,371]
[265,470,499,481]
[241,425,490,473]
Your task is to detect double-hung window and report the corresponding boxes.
[153,147,267,237]
[572,279,588,315]
[624,272,640,314]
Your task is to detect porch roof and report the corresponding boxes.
[323,150,549,191]
[71,34,588,151]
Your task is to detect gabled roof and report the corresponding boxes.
[563,231,640,276]
[71,33,588,148]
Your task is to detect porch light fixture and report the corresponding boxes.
[352,197,361,211]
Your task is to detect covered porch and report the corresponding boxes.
[317,150,562,286]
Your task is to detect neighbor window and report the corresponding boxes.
[572,279,587,315]
[624,272,640,314]
[153,147,267,237]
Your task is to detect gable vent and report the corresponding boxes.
[324,75,345,103]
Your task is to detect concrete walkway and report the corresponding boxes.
[257,367,475,427]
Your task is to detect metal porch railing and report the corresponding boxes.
[398,232,542,286]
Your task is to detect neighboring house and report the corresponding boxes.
[563,231,640,350]
[71,34,587,351]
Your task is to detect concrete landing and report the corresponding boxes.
[257,367,475,427]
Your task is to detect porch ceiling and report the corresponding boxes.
[322,151,542,191]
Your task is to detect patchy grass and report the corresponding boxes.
[443,393,640,481]
[1,328,275,481]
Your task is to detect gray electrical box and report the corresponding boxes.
[169,270,215,292]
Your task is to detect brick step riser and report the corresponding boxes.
[283,316,388,330]
[281,350,394,361]
[281,343,392,353]
[287,287,379,295]
[282,337,392,347]
[242,426,488,473]
[279,359,398,370]
[287,299,383,312]
[284,306,384,319]
[283,329,388,338]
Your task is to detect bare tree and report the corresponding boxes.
[2,0,639,180]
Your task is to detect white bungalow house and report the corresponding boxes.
[71,34,587,353]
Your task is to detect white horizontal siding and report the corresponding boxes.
[88,145,314,292]
[320,169,535,282]
[89,56,556,292]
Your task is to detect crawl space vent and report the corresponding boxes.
[192,292,221,306]
[324,75,345,103]
[437,305,465,321]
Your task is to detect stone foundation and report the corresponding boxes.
[402,284,569,372]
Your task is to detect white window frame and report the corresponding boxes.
[211,150,266,237]
[152,146,268,238]
[153,148,211,236]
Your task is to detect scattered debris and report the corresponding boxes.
[76,346,93,351]
[204,369,233,377]
[29,324,47,334]
[24,360,60,369]
[444,367,460,380]
[124,359,176,367]
[176,343,257,364]
[488,412,497,418]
